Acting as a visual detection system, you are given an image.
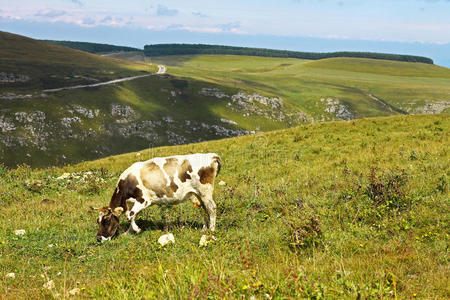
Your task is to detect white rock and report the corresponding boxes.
[199,235,216,247]
[43,280,55,290]
[68,287,80,296]
[218,181,226,186]
[14,229,26,235]
[5,273,15,279]
[158,233,175,247]
[56,172,71,180]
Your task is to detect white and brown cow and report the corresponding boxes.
[92,153,221,242]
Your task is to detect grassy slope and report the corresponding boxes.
[153,54,450,116]
[0,114,448,298]
[0,31,156,92]
[0,73,288,168]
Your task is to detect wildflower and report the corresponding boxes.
[43,280,55,290]
[242,285,249,290]
[14,229,26,235]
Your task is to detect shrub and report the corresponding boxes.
[284,200,322,250]
[365,167,412,213]
[287,215,322,250]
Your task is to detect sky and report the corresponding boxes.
[1,0,450,66]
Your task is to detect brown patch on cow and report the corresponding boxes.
[109,174,144,211]
[141,161,178,198]
[178,159,193,182]
[198,166,215,184]
[163,158,180,194]
[163,158,178,176]
[170,180,178,193]
[213,156,221,176]
[129,211,135,216]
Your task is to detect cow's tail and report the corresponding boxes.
[213,155,221,177]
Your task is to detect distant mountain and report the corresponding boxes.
[144,44,434,64]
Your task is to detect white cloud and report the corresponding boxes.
[156,5,178,16]
[34,10,67,18]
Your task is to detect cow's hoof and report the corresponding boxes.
[135,228,142,234]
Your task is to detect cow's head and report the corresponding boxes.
[91,206,123,242]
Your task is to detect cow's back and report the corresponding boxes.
[122,153,220,205]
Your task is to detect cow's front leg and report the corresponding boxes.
[125,201,147,234]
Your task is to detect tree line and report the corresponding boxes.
[144,44,434,64]
[44,40,141,54]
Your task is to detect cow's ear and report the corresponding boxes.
[113,207,124,217]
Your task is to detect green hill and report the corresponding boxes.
[0,31,153,92]
[0,114,448,298]
[153,54,450,117]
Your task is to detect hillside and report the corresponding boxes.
[0,31,154,92]
[153,54,450,117]
[1,32,449,168]
[44,40,141,54]
[0,114,448,298]
[144,43,434,64]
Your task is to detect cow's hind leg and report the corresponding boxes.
[200,192,216,232]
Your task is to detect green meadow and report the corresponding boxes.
[152,54,450,117]
[0,114,448,298]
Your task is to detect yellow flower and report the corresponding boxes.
[413,293,417,297]
[242,285,249,290]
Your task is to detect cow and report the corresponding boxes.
[91,153,221,242]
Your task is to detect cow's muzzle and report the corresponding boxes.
[97,236,111,243]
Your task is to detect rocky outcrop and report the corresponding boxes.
[111,104,139,123]
[0,115,16,132]
[61,117,81,128]
[409,102,450,114]
[0,93,33,100]
[0,72,30,83]
[320,98,355,120]
[231,92,283,109]
[68,105,98,119]
[199,88,229,99]
[220,118,238,125]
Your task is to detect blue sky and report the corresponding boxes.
[1,0,450,66]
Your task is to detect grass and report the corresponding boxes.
[0,114,448,298]
[152,54,450,116]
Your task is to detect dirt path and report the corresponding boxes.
[43,65,166,93]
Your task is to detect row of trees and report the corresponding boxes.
[143,44,434,64]
[45,40,141,54]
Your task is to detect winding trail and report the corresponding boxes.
[43,65,166,93]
